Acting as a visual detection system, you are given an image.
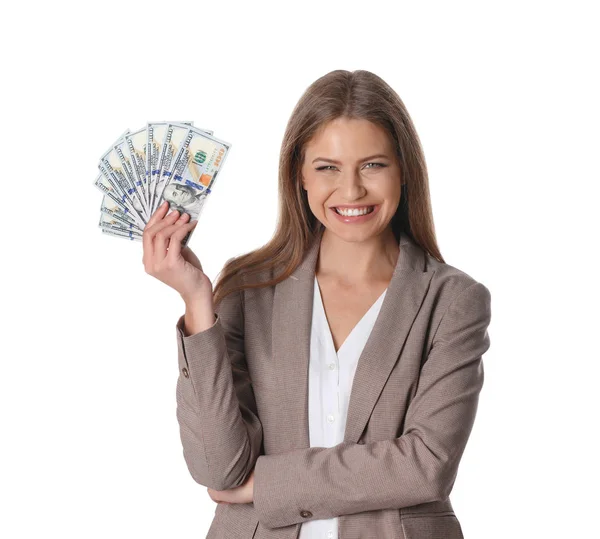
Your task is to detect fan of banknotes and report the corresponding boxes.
[94,121,231,245]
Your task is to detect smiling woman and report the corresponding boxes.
[153,69,491,539]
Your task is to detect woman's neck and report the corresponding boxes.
[316,226,399,285]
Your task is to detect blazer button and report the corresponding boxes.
[181,367,189,378]
[300,510,313,518]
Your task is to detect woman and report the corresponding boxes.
[142,69,492,539]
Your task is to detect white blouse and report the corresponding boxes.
[299,276,388,539]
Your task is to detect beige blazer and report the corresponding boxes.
[174,226,492,539]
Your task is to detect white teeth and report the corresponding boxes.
[335,206,374,216]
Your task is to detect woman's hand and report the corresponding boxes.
[207,469,255,505]
[142,201,211,301]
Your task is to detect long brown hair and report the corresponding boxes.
[213,69,444,308]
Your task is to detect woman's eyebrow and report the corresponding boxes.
[312,154,389,164]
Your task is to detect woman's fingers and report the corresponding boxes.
[142,201,171,262]
[144,210,181,264]
[165,219,198,264]
[153,211,189,262]
[147,200,170,227]
[142,202,197,277]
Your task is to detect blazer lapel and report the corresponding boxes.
[270,226,435,453]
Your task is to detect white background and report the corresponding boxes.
[2,1,598,537]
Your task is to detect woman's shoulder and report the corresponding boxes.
[423,251,491,309]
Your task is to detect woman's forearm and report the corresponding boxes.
[182,295,218,336]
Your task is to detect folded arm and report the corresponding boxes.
[252,281,492,529]
[175,269,263,492]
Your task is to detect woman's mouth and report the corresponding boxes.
[329,204,380,223]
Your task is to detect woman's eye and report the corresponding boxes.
[315,163,387,172]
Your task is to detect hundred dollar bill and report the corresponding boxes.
[101,227,143,242]
[99,130,148,224]
[98,161,147,228]
[94,173,146,230]
[156,126,232,246]
[100,195,144,232]
[113,135,150,220]
[99,212,143,235]
[124,127,151,212]
[149,122,215,215]
[151,123,192,216]
[147,121,194,216]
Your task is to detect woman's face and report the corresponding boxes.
[300,117,402,243]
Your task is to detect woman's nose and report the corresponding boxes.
[337,169,367,197]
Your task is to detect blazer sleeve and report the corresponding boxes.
[252,281,491,529]
[174,269,263,492]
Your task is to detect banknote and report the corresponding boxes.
[146,122,215,214]
[148,122,193,214]
[101,227,143,242]
[124,127,152,212]
[113,135,150,219]
[98,130,147,226]
[156,126,232,246]
[99,195,143,232]
[146,121,197,213]
[94,172,146,230]
[99,212,143,235]
[152,123,194,216]
[157,126,231,215]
